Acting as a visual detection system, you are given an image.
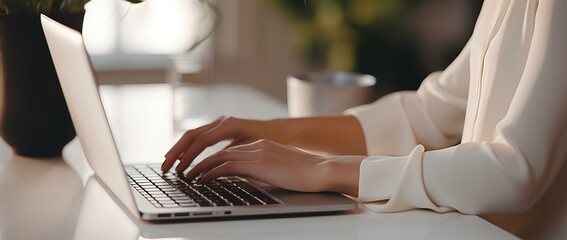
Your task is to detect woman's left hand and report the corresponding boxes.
[184,139,365,197]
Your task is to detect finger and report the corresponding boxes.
[224,140,253,150]
[226,139,277,151]
[165,116,225,159]
[162,116,224,172]
[197,161,258,184]
[175,119,241,173]
[184,149,262,180]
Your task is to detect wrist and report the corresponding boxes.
[318,156,365,197]
[266,118,301,144]
[272,116,367,155]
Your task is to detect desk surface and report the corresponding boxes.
[0,83,517,240]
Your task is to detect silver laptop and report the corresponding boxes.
[41,14,357,221]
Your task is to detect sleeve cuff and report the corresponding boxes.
[358,145,454,213]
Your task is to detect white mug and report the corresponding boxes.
[287,71,376,117]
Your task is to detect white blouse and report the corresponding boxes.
[347,0,567,238]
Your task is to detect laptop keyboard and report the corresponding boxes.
[126,164,280,208]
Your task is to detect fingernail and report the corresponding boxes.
[195,173,204,183]
[160,163,167,172]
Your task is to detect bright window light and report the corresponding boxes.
[82,0,214,68]
[118,0,207,54]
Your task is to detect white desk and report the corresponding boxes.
[0,83,517,240]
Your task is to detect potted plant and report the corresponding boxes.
[0,0,143,157]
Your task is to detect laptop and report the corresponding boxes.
[41,14,357,221]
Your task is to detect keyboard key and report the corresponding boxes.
[242,197,262,205]
[162,204,180,208]
[235,182,260,193]
[210,198,230,206]
[146,189,162,193]
[150,193,168,198]
[154,197,173,201]
[169,181,186,186]
[178,203,198,207]
[175,199,194,203]
[143,186,159,191]
[195,200,212,207]
[157,200,176,205]
[162,189,181,195]
[159,188,178,193]
[175,186,190,191]
[167,193,186,198]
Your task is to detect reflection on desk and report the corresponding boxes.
[0,154,83,240]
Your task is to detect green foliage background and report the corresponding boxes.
[272,0,482,97]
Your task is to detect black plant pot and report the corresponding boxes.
[0,13,84,157]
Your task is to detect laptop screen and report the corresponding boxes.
[41,14,139,218]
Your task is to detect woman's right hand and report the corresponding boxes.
[161,116,285,173]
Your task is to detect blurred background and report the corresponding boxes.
[85,0,483,102]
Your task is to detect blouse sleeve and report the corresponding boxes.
[346,39,471,157]
[347,0,567,214]
[345,38,471,212]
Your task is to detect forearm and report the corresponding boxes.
[270,115,367,156]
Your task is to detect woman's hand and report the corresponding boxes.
[185,139,365,197]
[161,115,367,174]
[161,116,288,173]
